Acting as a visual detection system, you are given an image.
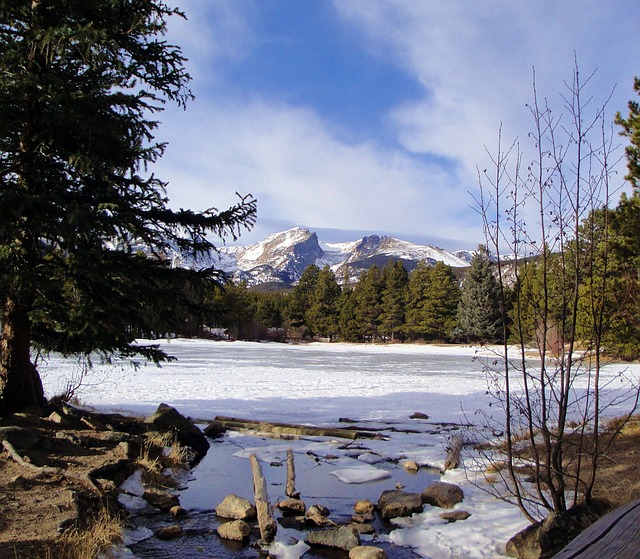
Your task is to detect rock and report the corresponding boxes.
[351,513,374,524]
[377,490,423,519]
[402,460,419,472]
[278,515,308,530]
[409,412,429,419]
[155,525,183,540]
[306,505,335,526]
[308,504,330,517]
[217,519,251,542]
[354,500,375,515]
[169,505,188,518]
[421,482,464,509]
[506,503,606,559]
[440,510,471,523]
[305,526,361,551]
[350,523,375,535]
[277,498,306,515]
[203,420,226,438]
[143,489,180,511]
[215,494,257,520]
[349,545,388,559]
[145,403,210,463]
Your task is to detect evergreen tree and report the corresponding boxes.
[420,262,461,341]
[352,266,383,341]
[404,260,431,340]
[337,289,360,342]
[306,266,341,339]
[455,246,502,343]
[379,261,409,341]
[286,264,320,332]
[0,1,256,412]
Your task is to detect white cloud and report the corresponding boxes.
[154,1,640,250]
[334,1,640,180]
[157,99,481,247]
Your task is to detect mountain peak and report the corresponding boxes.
[218,228,470,286]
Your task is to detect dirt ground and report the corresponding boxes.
[0,408,638,559]
[0,408,144,559]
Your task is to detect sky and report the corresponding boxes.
[154,1,640,250]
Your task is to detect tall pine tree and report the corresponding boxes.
[0,1,256,412]
[455,246,502,343]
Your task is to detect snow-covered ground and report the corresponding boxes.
[39,340,640,559]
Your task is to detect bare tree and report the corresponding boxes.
[472,61,640,522]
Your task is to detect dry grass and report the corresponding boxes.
[134,431,190,487]
[37,508,123,559]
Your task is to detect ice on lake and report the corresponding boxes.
[39,339,640,559]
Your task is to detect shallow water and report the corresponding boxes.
[128,432,435,558]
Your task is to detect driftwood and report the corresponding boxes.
[444,434,464,471]
[1,439,101,493]
[249,453,277,543]
[212,416,384,440]
[285,449,299,498]
[553,499,640,559]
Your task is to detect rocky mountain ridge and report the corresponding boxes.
[216,227,472,287]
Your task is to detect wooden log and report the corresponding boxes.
[249,453,277,543]
[552,499,640,559]
[212,416,384,440]
[285,448,299,498]
[444,434,464,471]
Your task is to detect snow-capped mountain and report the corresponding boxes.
[217,227,470,287]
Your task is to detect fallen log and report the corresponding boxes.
[210,416,385,440]
[249,453,277,543]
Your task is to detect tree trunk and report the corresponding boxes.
[0,295,45,414]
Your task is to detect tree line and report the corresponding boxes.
[206,195,640,359]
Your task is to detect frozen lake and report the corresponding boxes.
[39,339,640,559]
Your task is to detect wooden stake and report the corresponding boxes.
[285,448,299,498]
[249,453,277,543]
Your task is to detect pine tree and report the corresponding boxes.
[379,261,409,341]
[420,262,461,341]
[455,246,502,343]
[0,1,256,412]
[306,265,341,339]
[404,261,431,340]
[353,266,383,342]
[286,264,320,332]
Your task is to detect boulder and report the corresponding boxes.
[215,494,257,520]
[354,500,375,515]
[409,412,429,420]
[169,505,188,518]
[217,520,251,542]
[306,526,361,551]
[402,460,419,472]
[440,510,471,523]
[350,523,375,535]
[349,545,388,559]
[277,498,306,515]
[306,505,335,526]
[377,490,423,519]
[145,403,209,462]
[155,525,183,540]
[506,503,607,559]
[143,489,180,512]
[421,482,464,509]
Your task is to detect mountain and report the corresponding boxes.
[216,227,471,287]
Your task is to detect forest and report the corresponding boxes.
[182,185,640,361]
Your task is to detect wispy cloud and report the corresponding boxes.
[157,1,640,249]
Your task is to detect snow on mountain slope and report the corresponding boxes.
[216,227,471,286]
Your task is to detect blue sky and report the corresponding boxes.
[156,1,640,250]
